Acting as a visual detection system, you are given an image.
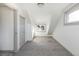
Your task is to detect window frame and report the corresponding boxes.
[64,4,79,25]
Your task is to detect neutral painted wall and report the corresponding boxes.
[25,12,33,41]
[0,7,14,50]
[25,23,32,41]
[53,12,79,55]
[32,25,35,38]
[25,22,33,41]
[48,14,60,35]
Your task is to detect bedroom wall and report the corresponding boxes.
[0,7,14,50]
[53,12,79,55]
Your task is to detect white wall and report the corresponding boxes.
[53,12,79,55]
[25,20,28,42]
[32,25,35,38]
[25,22,32,41]
[0,7,14,50]
[48,14,60,35]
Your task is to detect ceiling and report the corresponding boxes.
[16,3,69,23]
[16,3,70,34]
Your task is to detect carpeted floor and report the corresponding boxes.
[14,36,73,56]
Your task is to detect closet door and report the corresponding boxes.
[14,10,18,51]
[19,16,25,47]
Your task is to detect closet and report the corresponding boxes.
[0,4,26,52]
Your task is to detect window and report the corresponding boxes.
[65,4,79,25]
[68,10,79,23]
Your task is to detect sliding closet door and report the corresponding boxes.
[19,16,25,47]
[14,10,18,51]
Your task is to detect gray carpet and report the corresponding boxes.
[14,36,73,56]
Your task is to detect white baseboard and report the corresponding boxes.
[35,34,53,36]
[52,34,74,56]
